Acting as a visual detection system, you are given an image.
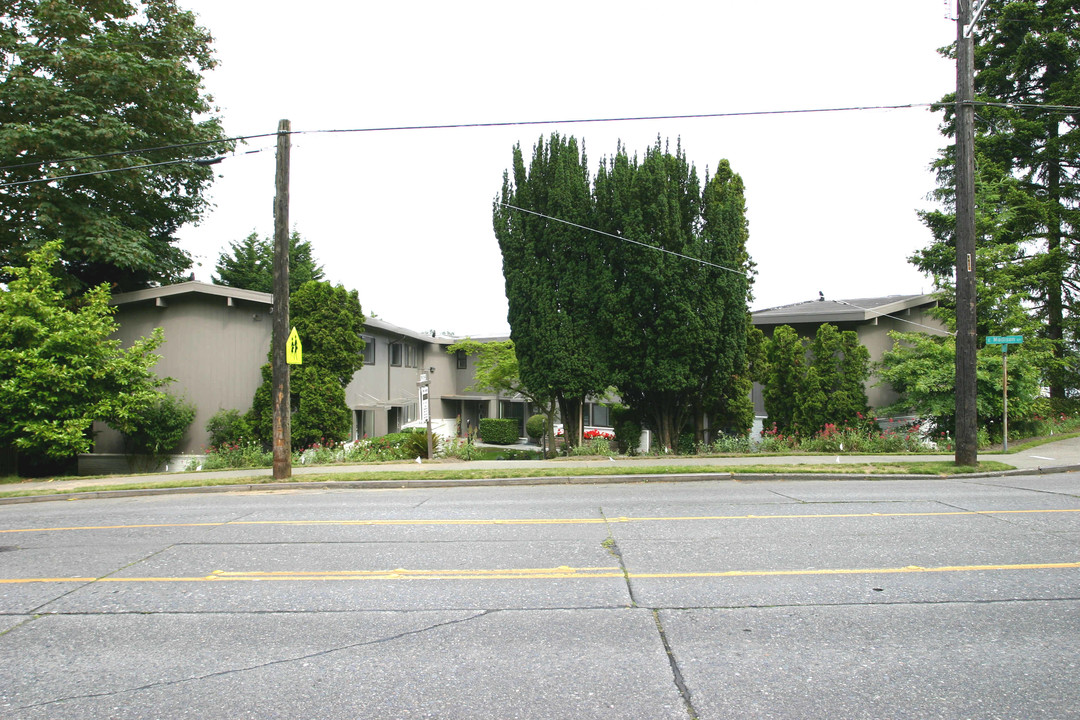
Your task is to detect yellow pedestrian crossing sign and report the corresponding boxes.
[286,327,302,365]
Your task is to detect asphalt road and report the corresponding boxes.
[1,474,1078,719]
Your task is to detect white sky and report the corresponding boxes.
[175,1,960,337]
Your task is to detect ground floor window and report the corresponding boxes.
[584,402,611,427]
[353,409,375,440]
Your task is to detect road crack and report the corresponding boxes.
[12,609,494,712]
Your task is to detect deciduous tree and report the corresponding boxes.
[0,0,232,290]
[446,338,558,456]
[0,241,164,475]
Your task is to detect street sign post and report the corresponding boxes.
[986,336,1023,451]
[417,374,433,460]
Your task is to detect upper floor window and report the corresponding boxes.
[390,342,417,368]
[456,350,467,370]
[361,335,375,365]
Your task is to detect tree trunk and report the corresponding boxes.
[0,445,18,477]
[557,395,584,448]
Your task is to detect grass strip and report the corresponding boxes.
[0,461,1016,499]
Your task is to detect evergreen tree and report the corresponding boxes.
[0,0,232,291]
[493,133,607,447]
[213,231,325,295]
[594,140,705,450]
[913,0,1080,397]
[247,281,364,448]
[794,366,828,435]
[697,160,755,438]
[762,325,805,435]
[810,324,870,432]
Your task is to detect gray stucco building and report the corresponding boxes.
[86,282,519,470]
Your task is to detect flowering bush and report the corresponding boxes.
[570,436,615,456]
[584,429,615,440]
[200,441,272,470]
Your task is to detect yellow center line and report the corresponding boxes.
[1,561,1077,584]
[3,508,1079,535]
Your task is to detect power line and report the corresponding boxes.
[833,299,955,337]
[2,103,939,174]
[6,98,1075,188]
[498,202,748,277]
[0,157,217,188]
[501,201,954,334]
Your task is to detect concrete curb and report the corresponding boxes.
[2,463,1077,505]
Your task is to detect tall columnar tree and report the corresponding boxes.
[0,241,165,475]
[0,0,233,291]
[696,160,755,438]
[213,230,325,295]
[913,0,1080,398]
[596,138,730,446]
[493,133,607,447]
[248,281,365,448]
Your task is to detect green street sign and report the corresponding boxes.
[985,335,1023,345]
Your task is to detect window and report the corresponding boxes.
[456,350,467,370]
[353,409,374,439]
[390,342,417,368]
[361,336,375,365]
[583,402,611,427]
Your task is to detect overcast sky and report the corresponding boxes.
[175,1,960,336]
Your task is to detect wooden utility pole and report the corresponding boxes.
[272,119,292,479]
[954,0,978,466]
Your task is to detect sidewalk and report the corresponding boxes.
[5,435,1080,502]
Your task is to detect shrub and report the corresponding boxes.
[525,414,546,441]
[123,392,196,469]
[479,418,519,445]
[570,436,614,456]
[441,436,483,461]
[400,428,439,459]
[708,434,752,454]
[611,405,642,455]
[200,441,272,470]
[206,408,252,448]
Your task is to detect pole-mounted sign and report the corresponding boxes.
[986,335,1023,451]
[286,327,303,365]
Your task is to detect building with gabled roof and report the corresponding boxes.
[750,293,945,413]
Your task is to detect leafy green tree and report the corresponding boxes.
[0,241,165,475]
[494,133,607,447]
[446,338,558,457]
[0,0,232,291]
[878,332,1042,439]
[212,230,326,295]
[289,281,366,386]
[914,1,1080,398]
[762,325,805,435]
[247,281,365,448]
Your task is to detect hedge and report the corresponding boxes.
[479,418,519,445]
